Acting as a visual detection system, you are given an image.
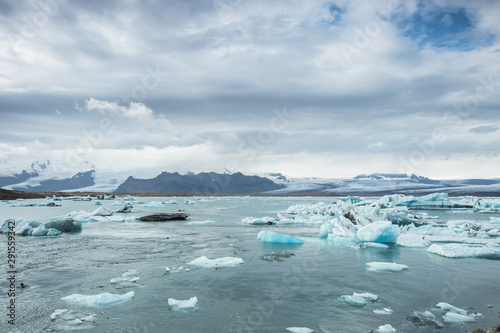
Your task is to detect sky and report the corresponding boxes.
[0,0,499,180]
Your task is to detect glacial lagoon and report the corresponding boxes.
[0,195,499,332]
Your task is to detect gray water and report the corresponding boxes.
[0,197,499,333]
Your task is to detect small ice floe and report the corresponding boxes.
[168,296,198,311]
[242,216,276,225]
[436,302,482,324]
[374,308,393,315]
[142,201,165,208]
[356,221,400,244]
[50,309,97,330]
[257,230,305,244]
[396,234,430,247]
[61,291,134,307]
[338,292,377,307]
[109,270,140,289]
[376,324,397,332]
[286,327,314,333]
[187,256,243,268]
[366,262,409,272]
[187,220,215,225]
[166,266,187,273]
[363,242,389,249]
[259,252,295,262]
[407,311,443,328]
[427,243,500,258]
[338,295,368,307]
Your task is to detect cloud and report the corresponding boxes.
[469,125,499,134]
[78,98,153,119]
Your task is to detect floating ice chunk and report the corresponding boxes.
[435,302,468,315]
[325,235,361,246]
[353,292,378,301]
[427,244,500,258]
[377,324,396,332]
[122,269,140,278]
[396,234,430,247]
[61,291,134,307]
[187,220,215,225]
[257,230,305,244]
[366,262,409,272]
[374,308,393,315]
[363,242,389,249]
[50,309,97,330]
[92,206,113,216]
[407,311,443,328]
[474,198,500,213]
[31,224,49,236]
[338,295,368,307]
[188,256,243,268]
[142,201,165,208]
[357,221,400,244]
[242,216,275,225]
[286,327,314,333]
[93,201,102,206]
[168,296,198,311]
[399,193,452,209]
[442,312,476,323]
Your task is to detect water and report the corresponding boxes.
[0,196,499,332]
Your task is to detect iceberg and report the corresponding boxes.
[357,221,400,244]
[142,201,165,208]
[435,302,469,316]
[474,198,500,213]
[407,311,443,328]
[0,219,63,236]
[257,230,305,244]
[338,295,368,307]
[168,296,198,311]
[376,324,396,332]
[352,292,378,301]
[442,312,477,324]
[110,270,140,289]
[187,256,243,268]
[398,193,453,209]
[396,234,430,247]
[91,206,113,216]
[50,309,97,330]
[61,291,134,307]
[242,216,275,225]
[366,262,409,272]
[374,308,393,315]
[286,327,314,333]
[427,244,500,258]
[44,218,82,233]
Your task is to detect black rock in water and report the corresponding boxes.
[138,212,190,221]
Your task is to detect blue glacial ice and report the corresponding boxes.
[286,327,314,333]
[427,243,500,258]
[257,230,305,244]
[187,256,244,268]
[0,219,64,236]
[338,295,368,307]
[398,193,453,209]
[357,221,400,244]
[168,296,198,311]
[474,198,500,213]
[366,262,409,272]
[61,291,134,307]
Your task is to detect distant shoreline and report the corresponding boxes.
[1,188,498,201]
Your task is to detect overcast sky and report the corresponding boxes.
[0,0,499,179]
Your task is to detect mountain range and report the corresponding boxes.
[1,161,499,195]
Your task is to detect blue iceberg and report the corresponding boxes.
[257,230,305,244]
[357,221,400,244]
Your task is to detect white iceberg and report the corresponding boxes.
[435,302,468,315]
[357,221,400,244]
[442,312,477,323]
[407,311,443,328]
[286,327,314,333]
[353,292,378,301]
[91,206,113,216]
[396,234,430,247]
[474,198,500,213]
[257,230,304,244]
[399,193,452,209]
[338,295,368,307]
[188,256,243,268]
[366,262,409,272]
[50,309,97,330]
[242,216,275,225]
[143,201,165,208]
[374,308,393,315]
[61,291,134,307]
[377,324,396,332]
[187,220,215,225]
[427,244,500,258]
[168,296,198,311]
